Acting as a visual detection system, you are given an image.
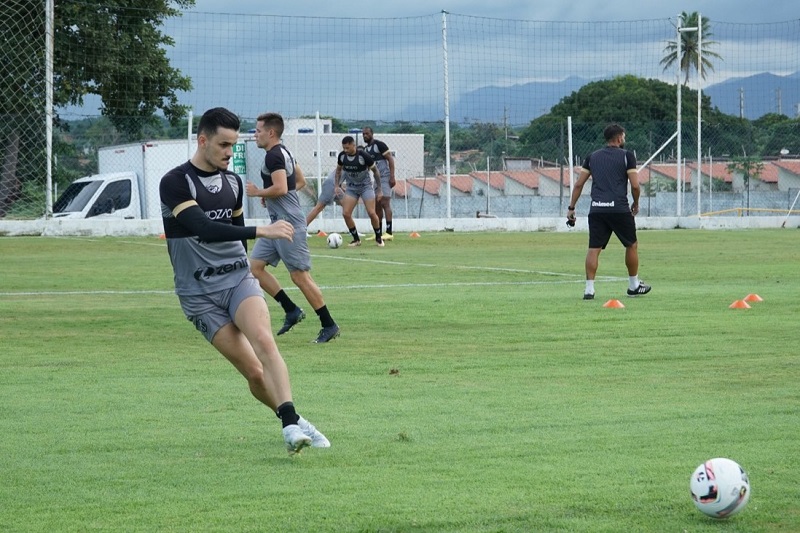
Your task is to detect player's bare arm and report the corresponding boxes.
[334,166,343,189]
[295,164,307,191]
[256,219,294,240]
[384,150,396,186]
[371,164,383,200]
[247,169,289,198]
[628,169,640,215]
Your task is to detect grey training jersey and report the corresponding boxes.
[160,162,250,296]
[337,149,374,185]
[364,139,391,179]
[260,144,307,228]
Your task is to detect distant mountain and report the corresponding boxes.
[394,76,590,125]
[393,72,800,124]
[704,71,800,120]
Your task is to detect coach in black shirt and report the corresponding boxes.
[567,123,652,300]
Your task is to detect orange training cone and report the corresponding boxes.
[317,230,327,237]
[603,299,625,308]
[410,232,421,238]
[729,300,751,309]
[744,293,763,303]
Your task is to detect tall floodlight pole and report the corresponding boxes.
[567,116,574,215]
[45,0,55,217]
[442,11,452,219]
[696,13,703,217]
[316,111,323,217]
[676,15,682,217]
[677,15,699,218]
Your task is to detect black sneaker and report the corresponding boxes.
[313,324,340,343]
[277,307,305,335]
[583,293,595,300]
[626,283,652,297]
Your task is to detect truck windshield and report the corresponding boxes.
[53,181,102,213]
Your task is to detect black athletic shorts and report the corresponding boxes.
[587,212,638,249]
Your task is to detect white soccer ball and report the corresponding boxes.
[326,233,343,249]
[690,458,751,518]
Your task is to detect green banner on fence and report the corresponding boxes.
[232,142,246,174]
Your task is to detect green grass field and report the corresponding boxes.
[1,229,798,532]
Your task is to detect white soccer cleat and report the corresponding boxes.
[282,424,312,455]
[298,416,331,448]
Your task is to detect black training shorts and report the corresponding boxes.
[587,212,638,249]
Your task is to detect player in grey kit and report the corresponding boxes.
[335,135,384,247]
[567,123,651,300]
[159,107,329,454]
[246,112,340,344]
[362,127,396,240]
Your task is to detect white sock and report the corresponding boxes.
[585,280,595,294]
[629,276,639,290]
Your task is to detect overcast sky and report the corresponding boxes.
[187,0,797,24]
[64,1,799,124]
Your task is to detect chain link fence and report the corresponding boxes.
[2,2,799,222]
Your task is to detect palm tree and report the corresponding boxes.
[660,12,723,86]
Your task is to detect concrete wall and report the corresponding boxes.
[3,214,797,238]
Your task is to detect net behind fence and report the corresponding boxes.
[2,2,799,221]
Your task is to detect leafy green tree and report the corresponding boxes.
[0,1,193,216]
[727,156,764,215]
[753,114,800,156]
[54,0,194,135]
[516,75,773,165]
[660,12,723,86]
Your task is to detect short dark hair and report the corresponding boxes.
[603,123,625,141]
[342,135,355,145]
[362,126,373,134]
[197,107,240,137]
[257,112,285,138]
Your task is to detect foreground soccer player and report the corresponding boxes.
[159,107,329,454]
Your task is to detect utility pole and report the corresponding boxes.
[739,87,745,119]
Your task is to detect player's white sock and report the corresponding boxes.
[585,280,595,294]
[629,276,639,290]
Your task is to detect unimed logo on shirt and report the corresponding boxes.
[193,258,249,281]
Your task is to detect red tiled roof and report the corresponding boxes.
[535,166,583,186]
[647,163,685,181]
[687,162,734,183]
[636,166,653,184]
[716,161,779,184]
[407,177,441,195]
[392,180,411,198]
[437,174,474,193]
[773,159,800,176]
[469,171,506,190]
[758,163,779,183]
[502,170,539,188]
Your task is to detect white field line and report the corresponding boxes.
[0,277,621,297]
[1,241,625,297]
[310,252,624,281]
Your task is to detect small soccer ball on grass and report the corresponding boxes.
[326,232,343,249]
[690,457,751,518]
